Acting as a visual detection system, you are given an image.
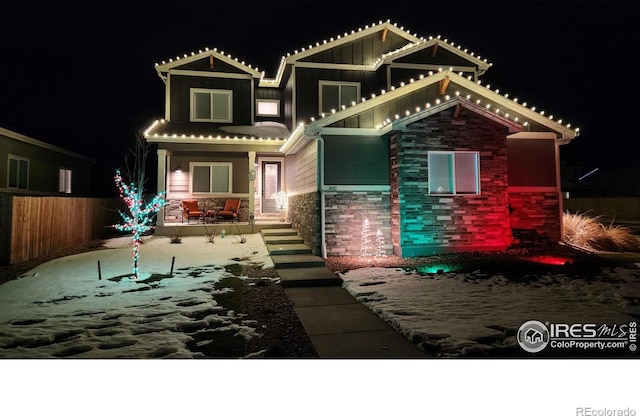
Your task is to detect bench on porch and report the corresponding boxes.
[511,228,553,248]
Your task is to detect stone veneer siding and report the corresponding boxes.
[324,191,391,256]
[287,192,321,255]
[508,191,561,241]
[391,107,512,256]
[164,197,250,223]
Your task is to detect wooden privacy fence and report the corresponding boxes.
[7,196,122,264]
[563,197,640,222]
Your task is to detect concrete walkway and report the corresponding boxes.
[261,228,427,358]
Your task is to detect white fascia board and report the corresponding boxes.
[390,62,478,74]
[451,73,579,141]
[319,127,381,136]
[283,21,420,65]
[382,39,492,72]
[293,62,380,71]
[390,99,460,131]
[155,50,262,78]
[168,70,253,80]
[279,125,305,154]
[507,132,557,140]
[144,136,287,146]
[387,97,521,133]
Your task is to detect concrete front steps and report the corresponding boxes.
[261,227,342,287]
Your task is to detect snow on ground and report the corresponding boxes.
[0,233,273,358]
[340,262,640,357]
[2,230,639,359]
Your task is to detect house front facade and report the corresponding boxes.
[144,20,579,257]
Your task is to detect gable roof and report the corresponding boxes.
[152,20,492,87]
[263,20,492,87]
[154,48,263,80]
[281,69,579,154]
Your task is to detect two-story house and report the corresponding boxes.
[143,20,579,257]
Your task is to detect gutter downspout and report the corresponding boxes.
[305,129,326,258]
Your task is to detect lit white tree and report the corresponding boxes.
[113,134,166,280]
[274,191,287,221]
[361,217,371,258]
[375,228,387,259]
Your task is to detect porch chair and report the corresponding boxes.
[216,198,241,223]
[181,199,205,224]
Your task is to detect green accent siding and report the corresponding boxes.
[323,135,389,185]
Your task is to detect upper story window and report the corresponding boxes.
[59,168,72,194]
[8,155,29,190]
[190,162,232,194]
[319,81,360,114]
[190,88,233,122]
[428,151,480,195]
[256,99,280,117]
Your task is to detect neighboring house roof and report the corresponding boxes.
[0,126,95,163]
[282,69,579,154]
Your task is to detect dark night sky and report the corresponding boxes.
[1,1,638,195]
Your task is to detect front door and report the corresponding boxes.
[261,161,281,214]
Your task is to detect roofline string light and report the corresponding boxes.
[154,19,492,89]
[144,120,288,142]
[151,24,579,137]
[300,70,578,135]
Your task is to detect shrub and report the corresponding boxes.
[563,211,640,252]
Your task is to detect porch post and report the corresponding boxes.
[248,151,256,218]
[157,148,167,227]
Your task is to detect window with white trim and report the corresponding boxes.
[428,151,480,195]
[256,99,280,116]
[190,162,232,193]
[59,168,72,193]
[8,155,29,189]
[319,81,360,114]
[190,88,232,122]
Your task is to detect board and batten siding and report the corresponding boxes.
[169,75,253,125]
[294,67,381,127]
[300,30,408,66]
[323,134,389,185]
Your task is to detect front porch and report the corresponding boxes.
[155,216,292,237]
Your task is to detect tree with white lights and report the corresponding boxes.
[113,134,166,280]
[361,217,371,258]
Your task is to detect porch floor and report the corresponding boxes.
[155,217,291,236]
